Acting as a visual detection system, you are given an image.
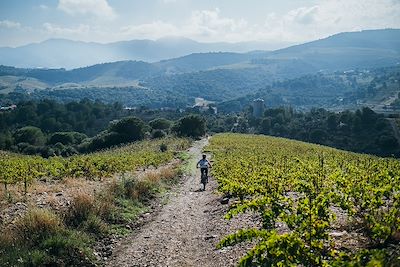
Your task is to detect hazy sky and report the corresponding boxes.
[0,0,399,47]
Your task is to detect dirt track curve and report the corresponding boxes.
[106,138,255,267]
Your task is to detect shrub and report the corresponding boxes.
[26,250,50,266]
[65,193,94,227]
[152,130,166,139]
[160,143,168,152]
[124,179,155,202]
[81,215,109,236]
[95,194,116,222]
[39,231,94,266]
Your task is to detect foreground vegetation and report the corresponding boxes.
[208,133,400,266]
[0,137,191,266]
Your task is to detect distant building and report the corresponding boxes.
[0,104,17,111]
[252,98,265,118]
[193,97,217,114]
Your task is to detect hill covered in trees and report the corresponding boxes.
[1,29,400,111]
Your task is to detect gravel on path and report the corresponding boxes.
[106,138,256,267]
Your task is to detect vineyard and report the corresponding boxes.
[208,133,400,266]
[0,137,191,266]
[0,138,190,197]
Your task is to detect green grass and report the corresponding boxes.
[0,209,96,266]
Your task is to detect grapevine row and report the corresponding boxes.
[0,138,190,194]
[208,133,400,266]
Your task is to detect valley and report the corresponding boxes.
[1,29,400,112]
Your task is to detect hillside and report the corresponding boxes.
[268,29,400,70]
[218,65,400,112]
[0,37,274,69]
[1,29,400,110]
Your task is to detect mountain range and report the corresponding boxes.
[1,29,400,110]
[0,37,278,69]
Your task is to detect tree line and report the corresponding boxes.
[1,99,399,157]
[0,99,206,157]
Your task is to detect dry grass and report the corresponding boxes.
[123,166,179,202]
[46,194,59,209]
[131,180,154,201]
[139,166,178,183]
[95,192,116,221]
[0,229,15,248]
[31,181,57,194]
[63,177,88,188]
[14,208,63,245]
[64,192,94,227]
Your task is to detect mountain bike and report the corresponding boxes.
[200,170,208,191]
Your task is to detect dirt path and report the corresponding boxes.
[106,138,255,267]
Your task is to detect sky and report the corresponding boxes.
[0,0,400,48]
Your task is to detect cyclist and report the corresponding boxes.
[196,154,212,180]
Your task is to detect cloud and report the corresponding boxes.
[39,4,49,10]
[58,0,116,19]
[119,9,250,42]
[187,8,248,38]
[116,0,400,45]
[120,21,179,39]
[43,23,91,35]
[262,0,400,42]
[0,20,21,29]
[11,0,398,47]
[286,6,319,25]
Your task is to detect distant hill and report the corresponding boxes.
[0,61,160,85]
[155,52,255,73]
[0,37,275,69]
[1,29,400,110]
[268,29,400,70]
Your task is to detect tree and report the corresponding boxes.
[48,132,87,145]
[259,117,272,134]
[13,126,45,146]
[327,114,337,130]
[149,118,172,130]
[309,129,327,143]
[172,115,206,138]
[109,116,146,143]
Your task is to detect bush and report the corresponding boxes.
[39,231,94,266]
[124,179,155,202]
[160,143,168,152]
[81,215,109,236]
[152,129,166,139]
[65,193,94,227]
[26,249,50,266]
